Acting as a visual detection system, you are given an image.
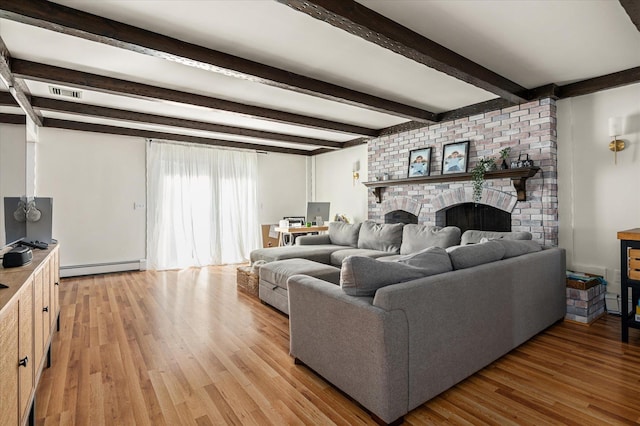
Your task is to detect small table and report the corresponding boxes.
[275,225,329,246]
[618,228,640,342]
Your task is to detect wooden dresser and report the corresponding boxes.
[0,244,60,426]
[618,229,640,342]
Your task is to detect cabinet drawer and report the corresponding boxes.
[629,249,640,280]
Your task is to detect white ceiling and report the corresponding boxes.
[0,0,638,153]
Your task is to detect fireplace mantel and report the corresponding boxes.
[363,167,540,203]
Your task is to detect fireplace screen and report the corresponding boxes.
[444,203,511,235]
[384,210,419,225]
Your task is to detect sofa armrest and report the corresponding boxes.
[371,247,566,411]
[287,274,409,424]
[296,234,331,245]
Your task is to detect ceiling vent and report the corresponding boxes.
[48,86,82,99]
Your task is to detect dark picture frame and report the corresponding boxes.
[407,147,432,178]
[441,141,470,174]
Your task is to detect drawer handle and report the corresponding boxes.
[55,282,59,286]
[43,306,49,312]
[18,356,28,367]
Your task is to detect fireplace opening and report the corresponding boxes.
[442,203,511,235]
[385,210,419,224]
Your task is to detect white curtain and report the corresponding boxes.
[147,140,260,270]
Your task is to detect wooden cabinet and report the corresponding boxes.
[34,256,56,375]
[618,229,640,342]
[0,244,60,425]
[18,278,34,421]
[0,302,19,426]
[50,249,59,332]
[33,267,44,377]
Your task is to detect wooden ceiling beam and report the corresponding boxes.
[278,0,529,104]
[0,91,18,106]
[43,118,314,156]
[0,113,26,125]
[12,59,376,136]
[0,0,438,123]
[620,0,640,33]
[0,37,42,125]
[31,97,344,149]
[438,98,515,123]
[558,66,640,99]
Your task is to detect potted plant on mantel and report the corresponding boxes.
[471,157,497,203]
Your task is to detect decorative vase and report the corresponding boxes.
[501,159,508,170]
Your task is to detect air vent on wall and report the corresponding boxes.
[48,86,82,99]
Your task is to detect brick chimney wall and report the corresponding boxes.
[367,98,558,246]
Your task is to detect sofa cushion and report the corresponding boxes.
[357,221,403,253]
[447,240,506,270]
[461,230,532,245]
[296,233,332,245]
[396,246,453,270]
[329,222,362,247]
[330,248,394,266]
[489,239,542,258]
[400,225,461,255]
[340,256,425,297]
[259,258,340,290]
[250,245,347,264]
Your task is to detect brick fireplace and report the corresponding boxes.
[368,99,558,246]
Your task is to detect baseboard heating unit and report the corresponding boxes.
[60,260,146,277]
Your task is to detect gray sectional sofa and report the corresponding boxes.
[253,222,463,314]
[287,241,566,424]
[250,221,463,266]
[248,221,565,424]
[252,221,529,314]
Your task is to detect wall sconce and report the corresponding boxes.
[608,117,625,165]
[352,161,360,186]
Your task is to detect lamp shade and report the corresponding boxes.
[608,117,623,137]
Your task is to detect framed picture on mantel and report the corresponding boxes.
[407,147,431,177]
[442,141,469,174]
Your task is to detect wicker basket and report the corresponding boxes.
[236,265,259,296]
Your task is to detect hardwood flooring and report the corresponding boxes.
[36,265,640,425]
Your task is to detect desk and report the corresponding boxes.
[275,225,329,246]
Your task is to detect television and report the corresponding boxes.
[306,202,330,224]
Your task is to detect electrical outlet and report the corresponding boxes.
[134,202,146,210]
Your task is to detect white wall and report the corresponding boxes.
[33,128,308,268]
[36,128,147,268]
[0,124,27,197]
[0,124,26,247]
[557,82,640,297]
[314,144,369,223]
[257,151,308,224]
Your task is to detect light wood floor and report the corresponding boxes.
[36,265,640,425]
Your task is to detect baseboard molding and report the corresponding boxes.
[60,260,146,277]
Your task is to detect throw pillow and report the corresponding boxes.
[340,255,436,297]
[447,240,506,269]
[357,221,403,253]
[400,224,461,254]
[329,222,361,247]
